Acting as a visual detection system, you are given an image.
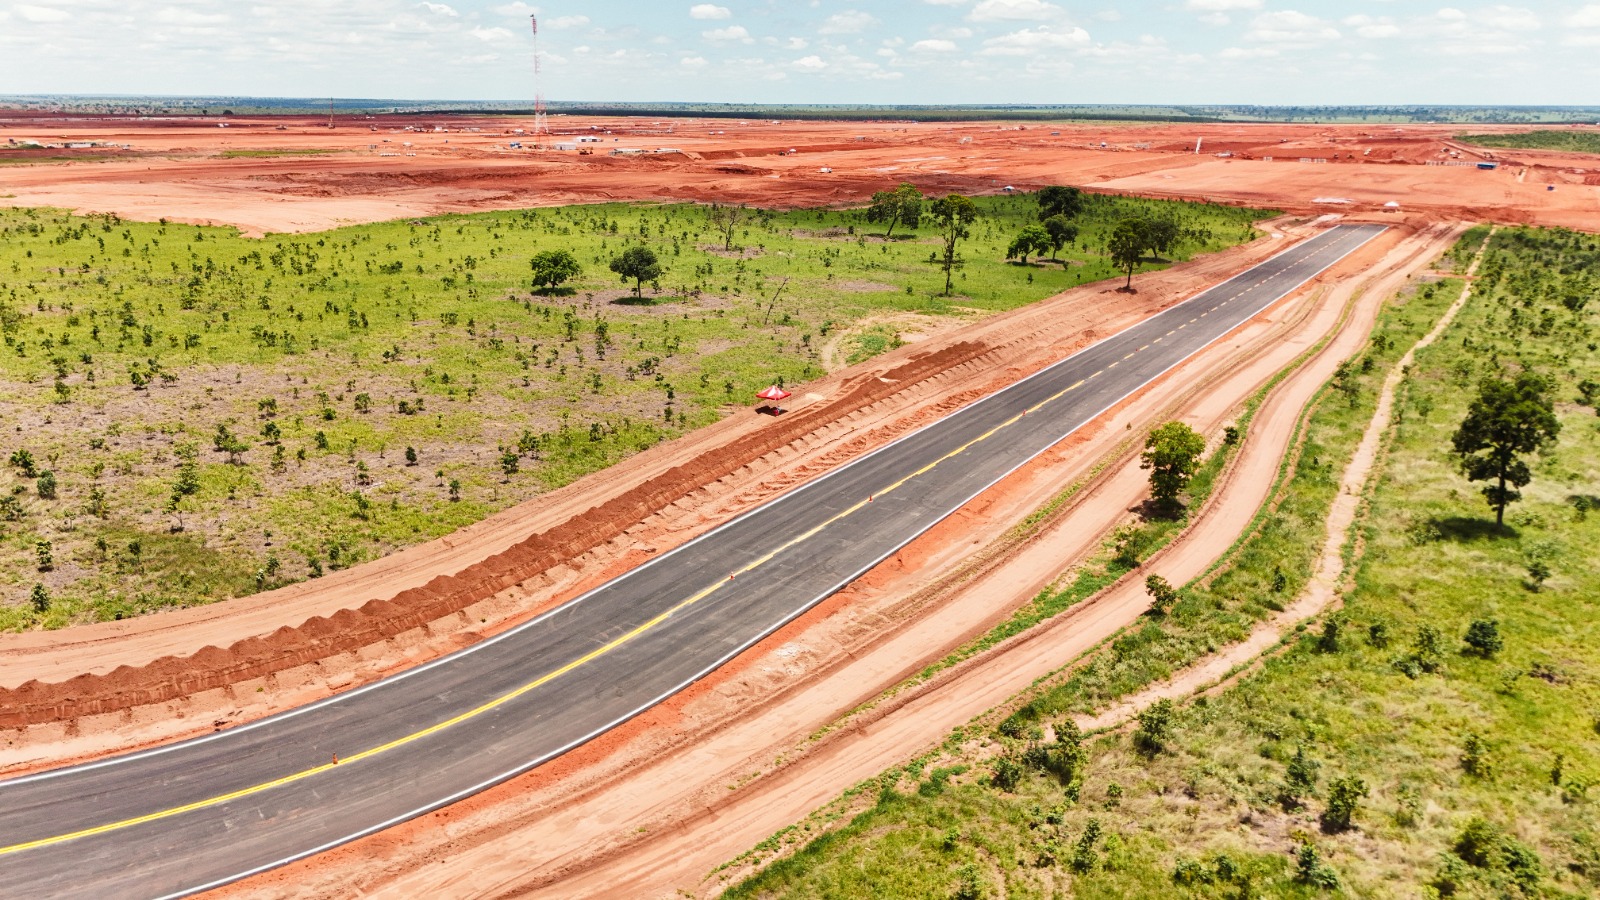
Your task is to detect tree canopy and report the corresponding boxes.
[1141,420,1207,514]
[1452,372,1561,525]
[609,246,663,297]
[929,194,979,296]
[1005,224,1052,265]
[1037,185,1085,221]
[865,183,924,239]
[1109,219,1148,290]
[1041,215,1078,260]
[529,249,582,293]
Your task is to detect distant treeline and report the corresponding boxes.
[4,95,1599,125]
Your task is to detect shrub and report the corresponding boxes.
[1320,775,1368,833]
[1134,698,1177,756]
[1463,619,1503,658]
[36,470,57,499]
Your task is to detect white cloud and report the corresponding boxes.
[980,25,1090,55]
[1567,4,1600,28]
[418,2,458,17]
[1218,46,1278,59]
[969,0,1066,23]
[792,54,828,70]
[689,4,731,20]
[819,11,878,34]
[546,15,588,29]
[15,3,71,22]
[911,39,959,52]
[493,3,539,16]
[470,26,515,42]
[1184,0,1261,10]
[1245,11,1340,45]
[680,55,708,68]
[702,24,752,42]
[1342,15,1399,39]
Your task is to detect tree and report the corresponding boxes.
[529,249,582,293]
[1141,421,1207,514]
[1282,745,1320,808]
[1037,185,1085,221]
[609,246,662,297]
[1452,373,1560,526]
[1133,698,1176,755]
[1144,219,1180,258]
[1042,215,1078,261]
[1109,218,1148,290]
[9,448,38,478]
[706,204,748,251]
[1464,619,1503,658]
[1321,775,1368,833]
[36,540,53,572]
[929,194,978,296]
[1005,224,1052,265]
[213,423,250,465]
[36,470,57,499]
[30,583,50,614]
[865,183,923,238]
[1144,574,1178,616]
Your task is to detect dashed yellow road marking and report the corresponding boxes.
[6,308,1129,857]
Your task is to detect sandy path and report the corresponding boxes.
[1080,225,1490,733]
[219,222,1453,900]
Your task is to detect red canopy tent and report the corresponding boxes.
[756,385,792,413]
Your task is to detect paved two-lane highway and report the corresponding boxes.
[0,224,1383,899]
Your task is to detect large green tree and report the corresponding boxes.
[1141,421,1207,514]
[1037,185,1085,221]
[1041,215,1078,261]
[1452,372,1561,525]
[1005,224,1051,265]
[609,246,663,297]
[929,194,979,296]
[529,249,582,293]
[1109,218,1148,291]
[865,183,923,238]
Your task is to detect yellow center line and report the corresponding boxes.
[4,337,1119,857]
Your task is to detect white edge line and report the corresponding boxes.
[153,224,1384,899]
[1,226,1378,793]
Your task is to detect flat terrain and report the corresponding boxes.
[0,227,1381,898]
[2,114,1598,233]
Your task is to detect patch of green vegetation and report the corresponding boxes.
[216,148,340,159]
[843,324,905,366]
[1458,130,1600,154]
[727,228,1590,897]
[0,194,1267,628]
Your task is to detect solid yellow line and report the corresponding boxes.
[3,324,1121,857]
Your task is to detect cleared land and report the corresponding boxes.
[2,115,1599,234]
[0,195,1258,631]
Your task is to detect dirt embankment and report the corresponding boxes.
[0,222,1308,761]
[0,342,991,728]
[218,222,1447,900]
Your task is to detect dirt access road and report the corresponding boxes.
[217,223,1458,900]
[2,113,1597,233]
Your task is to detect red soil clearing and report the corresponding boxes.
[2,114,1598,234]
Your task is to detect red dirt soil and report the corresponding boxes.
[2,114,1598,234]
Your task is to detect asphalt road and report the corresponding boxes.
[0,224,1384,899]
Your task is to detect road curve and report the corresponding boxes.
[0,224,1384,899]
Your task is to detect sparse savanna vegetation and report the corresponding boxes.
[725,224,1600,898]
[1457,131,1600,155]
[0,193,1264,630]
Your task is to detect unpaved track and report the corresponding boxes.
[1081,225,1489,733]
[215,222,1454,900]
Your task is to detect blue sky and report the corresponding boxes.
[0,1,1596,105]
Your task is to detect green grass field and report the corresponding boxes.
[1457,131,1600,155]
[0,193,1266,630]
[725,224,1600,899]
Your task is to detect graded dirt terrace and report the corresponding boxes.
[2,113,1598,234]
